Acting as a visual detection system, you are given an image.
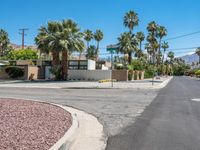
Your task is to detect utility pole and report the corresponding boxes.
[19,28,29,49]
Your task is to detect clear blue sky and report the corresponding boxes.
[1,0,200,57]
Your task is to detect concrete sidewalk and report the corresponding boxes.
[0,76,173,89]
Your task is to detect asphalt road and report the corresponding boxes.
[106,77,200,150]
[0,84,158,136]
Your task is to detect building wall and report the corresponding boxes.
[26,66,39,80]
[112,70,128,81]
[68,70,111,80]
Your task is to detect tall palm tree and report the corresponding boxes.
[161,41,169,64]
[0,29,10,57]
[118,32,138,64]
[136,32,145,51]
[84,29,93,49]
[123,10,139,34]
[60,19,85,80]
[94,30,104,60]
[147,21,158,35]
[35,21,62,66]
[156,26,167,53]
[196,47,200,63]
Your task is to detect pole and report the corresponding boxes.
[111,50,113,88]
[19,28,29,49]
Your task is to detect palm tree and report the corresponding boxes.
[0,29,10,57]
[196,47,200,63]
[136,32,145,52]
[123,10,139,34]
[168,51,175,63]
[36,20,85,80]
[156,26,167,53]
[147,21,158,35]
[161,42,169,64]
[145,43,153,63]
[86,45,98,60]
[94,30,104,60]
[35,21,62,67]
[118,32,138,64]
[84,29,93,49]
[60,20,85,80]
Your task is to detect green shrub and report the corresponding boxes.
[5,66,24,79]
[50,66,62,80]
[195,70,200,76]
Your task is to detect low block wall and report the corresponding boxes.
[68,70,111,81]
[26,66,39,80]
[112,70,128,81]
[0,67,10,79]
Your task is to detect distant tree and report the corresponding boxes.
[84,29,93,49]
[0,29,10,57]
[94,30,104,60]
[136,32,145,50]
[86,45,98,60]
[168,51,175,63]
[196,47,200,63]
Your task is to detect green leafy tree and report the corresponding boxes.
[6,49,38,60]
[0,29,10,57]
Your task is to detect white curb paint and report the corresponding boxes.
[191,98,200,102]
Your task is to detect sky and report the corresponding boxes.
[0,0,200,57]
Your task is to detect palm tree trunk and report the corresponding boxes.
[96,42,99,61]
[128,52,132,65]
[161,50,166,75]
[52,51,60,66]
[61,50,68,80]
[140,41,142,52]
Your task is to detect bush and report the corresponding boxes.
[50,66,62,80]
[5,66,24,79]
[195,70,200,76]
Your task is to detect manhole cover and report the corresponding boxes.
[191,98,200,102]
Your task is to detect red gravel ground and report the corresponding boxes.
[0,99,72,150]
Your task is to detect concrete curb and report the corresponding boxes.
[49,104,79,150]
[153,76,173,89]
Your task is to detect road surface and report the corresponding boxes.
[106,77,200,150]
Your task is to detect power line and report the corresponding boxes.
[164,30,200,41]
[19,28,29,49]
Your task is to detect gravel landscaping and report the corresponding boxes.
[0,99,72,150]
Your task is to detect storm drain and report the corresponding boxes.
[191,98,200,102]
